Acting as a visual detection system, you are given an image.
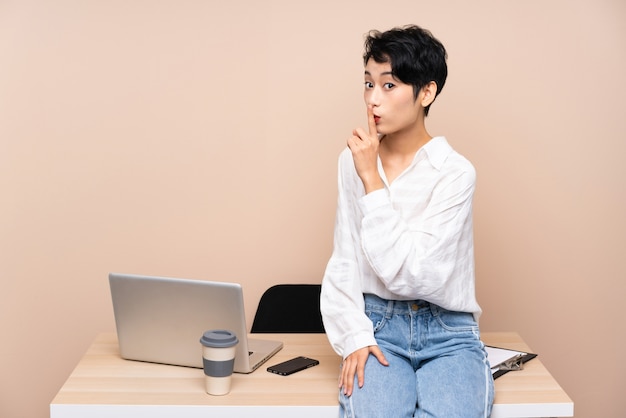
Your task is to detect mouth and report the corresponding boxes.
[373,116,381,124]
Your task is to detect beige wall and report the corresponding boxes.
[1,1,624,417]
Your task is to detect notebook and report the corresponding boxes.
[108,272,283,373]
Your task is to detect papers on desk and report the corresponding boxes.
[486,345,537,379]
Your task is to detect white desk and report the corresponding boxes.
[51,332,573,417]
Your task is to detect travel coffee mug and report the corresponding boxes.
[199,329,238,395]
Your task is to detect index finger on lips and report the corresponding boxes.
[367,105,377,137]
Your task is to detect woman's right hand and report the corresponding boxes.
[340,345,389,396]
[347,105,384,194]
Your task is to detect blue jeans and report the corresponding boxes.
[339,294,494,418]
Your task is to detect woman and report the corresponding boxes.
[320,25,494,417]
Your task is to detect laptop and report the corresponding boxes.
[108,272,283,373]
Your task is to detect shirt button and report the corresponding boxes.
[411,303,419,311]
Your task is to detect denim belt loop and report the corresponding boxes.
[429,302,438,316]
[385,299,394,319]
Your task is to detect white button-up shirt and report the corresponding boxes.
[320,136,481,358]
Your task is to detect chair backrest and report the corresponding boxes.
[251,284,325,333]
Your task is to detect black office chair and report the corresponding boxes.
[251,284,325,333]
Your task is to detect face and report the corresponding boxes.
[363,59,423,136]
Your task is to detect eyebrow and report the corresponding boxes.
[364,70,394,77]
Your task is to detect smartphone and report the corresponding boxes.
[267,356,319,376]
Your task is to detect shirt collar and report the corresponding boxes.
[417,136,452,170]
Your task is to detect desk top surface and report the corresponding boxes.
[51,332,573,416]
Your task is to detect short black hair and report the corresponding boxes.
[363,25,448,116]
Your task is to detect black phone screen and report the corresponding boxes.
[266,356,319,376]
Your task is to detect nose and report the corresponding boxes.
[364,86,381,107]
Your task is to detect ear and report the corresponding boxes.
[420,81,438,108]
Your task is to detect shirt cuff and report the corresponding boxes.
[342,333,379,359]
[358,188,390,216]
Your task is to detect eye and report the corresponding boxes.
[364,81,373,89]
[383,82,395,89]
